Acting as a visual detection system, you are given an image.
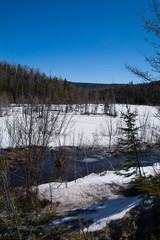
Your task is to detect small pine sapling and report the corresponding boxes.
[119,106,142,177]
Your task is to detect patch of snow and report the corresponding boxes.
[48,196,142,232]
[83,196,142,232]
[37,164,160,209]
[38,164,160,232]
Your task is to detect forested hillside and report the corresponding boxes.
[0,61,76,104]
[71,81,160,105]
[0,61,160,105]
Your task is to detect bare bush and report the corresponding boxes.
[5,103,72,198]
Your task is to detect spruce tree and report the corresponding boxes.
[119,106,142,176]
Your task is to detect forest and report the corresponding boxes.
[1,61,160,106]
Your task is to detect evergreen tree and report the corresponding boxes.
[119,106,142,176]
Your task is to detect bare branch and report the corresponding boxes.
[125,64,159,81]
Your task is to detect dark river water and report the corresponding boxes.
[5,147,160,188]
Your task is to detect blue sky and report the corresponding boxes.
[0,0,153,84]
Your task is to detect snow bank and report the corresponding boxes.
[37,164,160,209]
[37,171,125,208]
[39,164,160,233]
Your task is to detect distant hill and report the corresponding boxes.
[69,82,126,89]
[69,80,160,105]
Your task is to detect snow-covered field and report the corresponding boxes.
[0,104,159,148]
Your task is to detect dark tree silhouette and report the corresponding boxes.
[126,0,160,82]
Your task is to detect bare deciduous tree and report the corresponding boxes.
[5,103,70,200]
[126,0,160,82]
[139,110,151,142]
[0,128,22,239]
[100,116,117,151]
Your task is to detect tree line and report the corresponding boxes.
[0,61,75,104]
[0,61,160,105]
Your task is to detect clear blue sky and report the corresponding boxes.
[0,0,153,84]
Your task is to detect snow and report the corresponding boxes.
[37,171,123,208]
[83,196,142,232]
[0,104,159,148]
[37,164,160,232]
[51,196,142,232]
[37,164,160,208]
